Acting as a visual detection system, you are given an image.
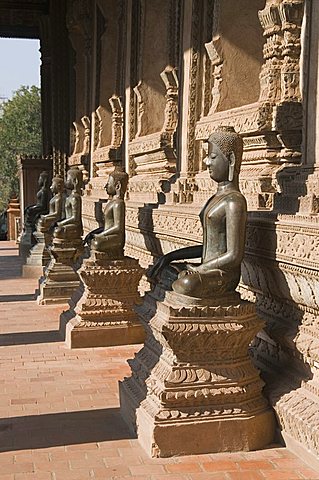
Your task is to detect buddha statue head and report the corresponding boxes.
[50,176,64,195]
[65,167,83,194]
[38,170,50,188]
[105,166,129,199]
[205,126,243,183]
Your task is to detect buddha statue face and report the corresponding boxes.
[105,175,117,197]
[65,168,83,192]
[205,127,243,183]
[38,171,49,188]
[104,168,128,198]
[50,177,64,195]
[205,142,232,183]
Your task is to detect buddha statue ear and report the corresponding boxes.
[228,151,236,182]
[115,180,122,195]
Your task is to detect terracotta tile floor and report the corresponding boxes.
[0,240,318,480]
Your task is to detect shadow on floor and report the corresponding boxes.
[0,293,37,302]
[0,408,135,451]
[0,254,22,279]
[0,330,62,346]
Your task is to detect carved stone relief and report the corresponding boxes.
[68,116,90,183]
[128,66,179,203]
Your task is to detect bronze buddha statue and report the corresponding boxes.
[90,167,128,257]
[38,176,65,232]
[24,171,50,229]
[53,168,83,241]
[150,126,247,298]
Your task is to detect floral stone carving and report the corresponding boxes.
[62,250,145,348]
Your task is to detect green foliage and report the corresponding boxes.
[0,85,42,212]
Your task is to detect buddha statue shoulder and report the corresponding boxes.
[150,126,247,298]
[24,171,51,228]
[53,168,83,241]
[91,167,129,258]
[38,176,66,232]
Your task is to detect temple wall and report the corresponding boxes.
[60,0,319,462]
[217,0,264,111]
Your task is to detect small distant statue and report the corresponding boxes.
[53,168,83,241]
[38,176,66,232]
[24,171,50,230]
[85,166,128,258]
[150,126,247,298]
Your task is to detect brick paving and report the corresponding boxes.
[0,240,318,480]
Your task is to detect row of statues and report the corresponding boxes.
[24,126,246,299]
[21,127,275,455]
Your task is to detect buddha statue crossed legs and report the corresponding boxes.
[150,126,247,298]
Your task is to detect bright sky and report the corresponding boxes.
[0,38,40,100]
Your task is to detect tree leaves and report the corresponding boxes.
[0,85,42,212]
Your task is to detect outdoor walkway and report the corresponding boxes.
[0,241,318,480]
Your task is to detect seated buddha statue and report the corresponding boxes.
[53,168,83,241]
[38,176,66,232]
[24,171,50,229]
[149,126,247,298]
[90,167,128,257]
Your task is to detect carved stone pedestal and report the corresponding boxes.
[37,239,83,305]
[61,251,145,348]
[19,225,35,261]
[119,286,275,457]
[22,231,51,278]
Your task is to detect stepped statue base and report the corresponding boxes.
[37,237,83,306]
[60,250,145,348]
[22,231,51,278]
[119,282,275,457]
[19,224,35,262]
